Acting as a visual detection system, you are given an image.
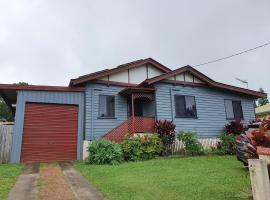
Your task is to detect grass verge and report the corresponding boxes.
[0,164,24,200]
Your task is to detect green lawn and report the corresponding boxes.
[75,155,252,200]
[0,164,24,200]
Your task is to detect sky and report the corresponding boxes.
[0,0,269,95]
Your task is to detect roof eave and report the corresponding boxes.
[140,65,266,99]
[0,84,85,92]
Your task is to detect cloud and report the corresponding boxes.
[0,0,269,95]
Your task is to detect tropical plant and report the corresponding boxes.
[236,118,270,165]
[225,119,244,135]
[87,139,123,165]
[121,134,163,161]
[236,134,258,166]
[155,120,176,155]
[177,131,204,156]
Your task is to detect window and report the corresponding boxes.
[224,100,243,120]
[99,95,115,118]
[175,95,197,118]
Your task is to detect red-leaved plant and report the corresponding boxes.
[250,118,270,147]
[225,119,244,135]
[236,117,270,165]
[155,120,176,155]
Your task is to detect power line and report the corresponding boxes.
[194,42,270,67]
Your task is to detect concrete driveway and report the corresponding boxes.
[8,162,104,200]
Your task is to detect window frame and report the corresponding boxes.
[98,95,116,119]
[174,95,198,119]
[224,99,244,120]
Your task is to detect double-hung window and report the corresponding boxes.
[99,95,115,118]
[224,99,243,120]
[175,95,197,118]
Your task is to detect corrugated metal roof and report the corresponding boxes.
[255,103,270,114]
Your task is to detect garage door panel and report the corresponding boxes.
[21,103,78,163]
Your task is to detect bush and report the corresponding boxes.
[177,131,204,156]
[217,133,236,155]
[87,139,123,165]
[155,120,176,155]
[225,119,244,135]
[121,134,163,161]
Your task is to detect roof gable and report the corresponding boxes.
[69,58,171,86]
[140,65,266,98]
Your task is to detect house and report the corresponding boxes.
[255,103,270,119]
[0,58,266,163]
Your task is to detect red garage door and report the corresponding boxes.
[21,103,78,163]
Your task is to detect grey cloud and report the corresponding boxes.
[0,0,269,94]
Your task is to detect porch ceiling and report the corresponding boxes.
[119,87,155,96]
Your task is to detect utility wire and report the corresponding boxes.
[194,42,270,67]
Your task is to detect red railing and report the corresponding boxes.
[103,117,155,143]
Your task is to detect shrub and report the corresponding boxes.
[121,134,163,161]
[225,119,244,135]
[177,131,204,156]
[217,133,236,155]
[236,117,270,165]
[87,139,123,165]
[155,120,176,155]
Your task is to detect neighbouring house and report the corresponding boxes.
[255,103,270,120]
[0,58,266,163]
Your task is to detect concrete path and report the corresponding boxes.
[60,162,105,200]
[8,163,39,200]
[8,162,105,200]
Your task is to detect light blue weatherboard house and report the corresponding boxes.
[0,58,265,163]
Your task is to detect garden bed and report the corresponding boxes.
[75,155,251,200]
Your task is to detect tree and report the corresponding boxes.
[257,88,269,107]
[0,97,13,122]
[14,82,29,86]
[0,82,29,122]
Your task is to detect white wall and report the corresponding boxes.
[98,64,165,84]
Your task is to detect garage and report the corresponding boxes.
[21,103,79,163]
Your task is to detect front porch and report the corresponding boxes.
[104,87,156,142]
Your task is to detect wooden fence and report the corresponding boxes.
[170,138,220,154]
[0,124,13,163]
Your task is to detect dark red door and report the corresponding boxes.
[21,103,78,163]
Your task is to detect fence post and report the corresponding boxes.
[248,159,270,200]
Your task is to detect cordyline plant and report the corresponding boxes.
[155,120,176,155]
[225,119,244,135]
[236,117,270,166]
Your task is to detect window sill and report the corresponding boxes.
[226,118,244,120]
[97,117,117,119]
[175,116,198,119]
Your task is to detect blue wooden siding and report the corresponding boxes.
[155,83,255,138]
[85,83,128,140]
[11,90,84,163]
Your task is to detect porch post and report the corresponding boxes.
[131,93,135,133]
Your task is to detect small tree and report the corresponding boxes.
[257,88,269,107]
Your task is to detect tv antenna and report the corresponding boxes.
[236,78,248,88]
